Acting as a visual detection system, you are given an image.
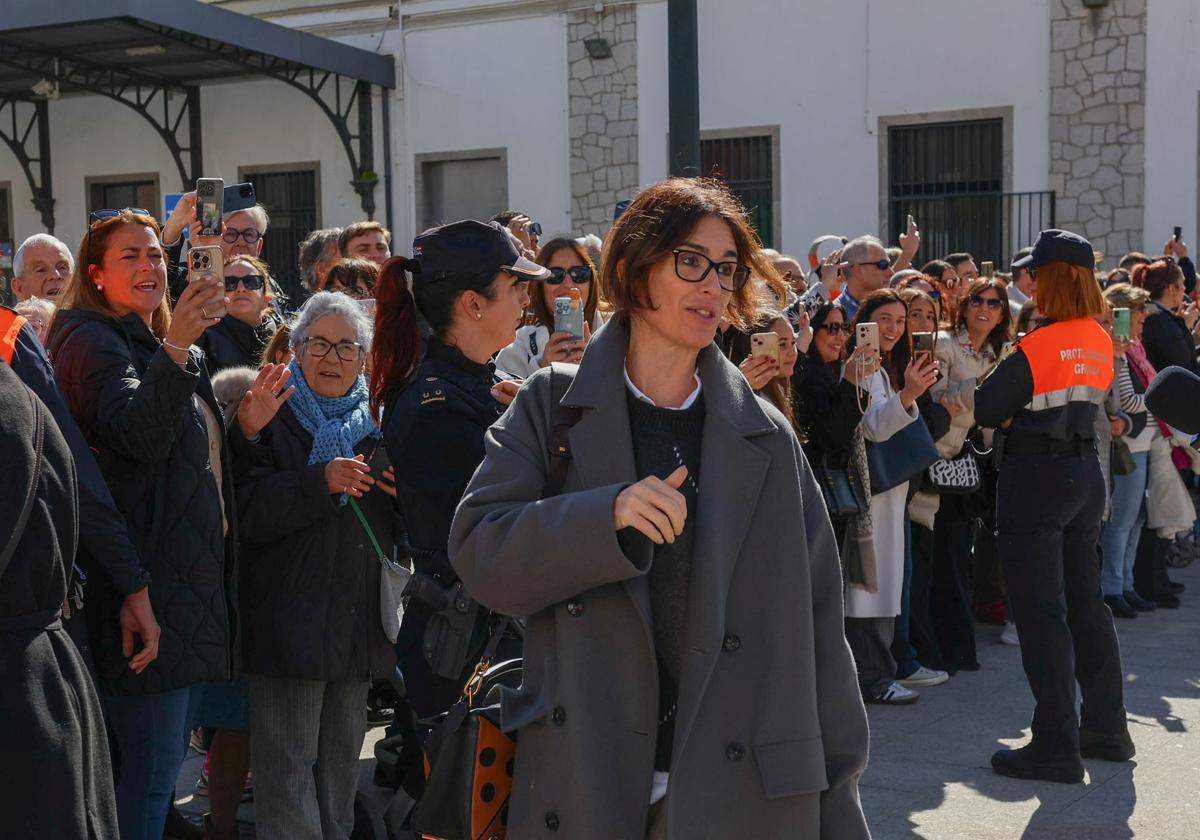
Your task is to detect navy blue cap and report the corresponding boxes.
[613,199,632,221]
[1012,229,1095,271]
[411,219,549,286]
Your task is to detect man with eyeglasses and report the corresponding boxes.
[800,234,892,321]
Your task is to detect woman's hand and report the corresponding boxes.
[119,587,160,674]
[938,392,965,419]
[163,275,225,353]
[490,379,523,406]
[1110,415,1127,438]
[325,454,375,497]
[1112,335,1129,358]
[376,466,397,499]
[162,191,197,247]
[613,466,689,545]
[739,354,780,390]
[237,363,294,439]
[842,345,878,386]
[539,328,587,366]
[900,354,939,408]
[795,307,814,354]
[1187,300,1200,333]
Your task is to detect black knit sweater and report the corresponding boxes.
[621,388,705,770]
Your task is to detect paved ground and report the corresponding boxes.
[177,560,1200,839]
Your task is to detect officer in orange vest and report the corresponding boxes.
[976,230,1133,783]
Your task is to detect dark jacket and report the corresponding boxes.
[1140,300,1199,376]
[383,338,506,581]
[794,352,866,467]
[448,319,870,840]
[0,360,118,838]
[7,310,149,597]
[46,308,237,695]
[230,403,399,681]
[197,315,278,376]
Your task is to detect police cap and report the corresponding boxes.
[1013,229,1095,271]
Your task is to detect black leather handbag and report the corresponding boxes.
[867,419,939,494]
[813,456,869,519]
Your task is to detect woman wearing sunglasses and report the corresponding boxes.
[495,236,605,378]
[194,254,282,377]
[926,279,1012,672]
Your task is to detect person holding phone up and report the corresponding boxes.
[449,179,870,840]
[496,236,605,379]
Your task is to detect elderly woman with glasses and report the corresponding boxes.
[193,254,282,376]
[229,291,400,839]
[448,179,869,840]
[496,236,607,378]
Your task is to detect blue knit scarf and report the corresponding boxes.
[287,359,381,502]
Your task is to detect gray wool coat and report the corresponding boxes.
[448,319,870,840]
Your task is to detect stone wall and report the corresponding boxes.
[1049,0,1146,261]
[567,4,638,237]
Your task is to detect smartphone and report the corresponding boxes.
[982,261,994,279]
[750,331,781,365]
[1113,307,1131,341]
[1175,226,1183,241]
[196,177,224,237]
[856,322,879,356]
[188,245,226,319]
[224,182,256,214]
[907,214,915,229]
[554,294,584,340]
[911,331,935,365]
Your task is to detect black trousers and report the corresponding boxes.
[996,452,1128,754]
[1133,529,1173,600]
[908,521,945,670]
[930,493,979,669]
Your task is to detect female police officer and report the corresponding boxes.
[976,229,1134,783]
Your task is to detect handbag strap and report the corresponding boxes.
[347,497,387,562]
[1,381,45,574]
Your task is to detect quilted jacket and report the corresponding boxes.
[47,308,238,695]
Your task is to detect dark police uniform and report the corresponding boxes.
[384,337,509,717]
[976,314,1130,777]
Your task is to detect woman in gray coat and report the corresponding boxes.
[449,178,870,840]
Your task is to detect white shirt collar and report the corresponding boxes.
[623,364,702,410]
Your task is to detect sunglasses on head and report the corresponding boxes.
[225,274,265,292]
[546,265,592,284]
[87,208,154,261]
[969,294,1004,310]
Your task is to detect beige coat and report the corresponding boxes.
[449,318,870,840]
[930,327,1000,459]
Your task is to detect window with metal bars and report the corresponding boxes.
[701,134,774,249]
[241,166,319,303]
[887,119,1053,268]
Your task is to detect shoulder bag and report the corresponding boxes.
[925,447,982,494]
[348,497,412,645]
[813,454,869,519]
[867,418,939,494]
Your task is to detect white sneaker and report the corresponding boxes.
[897,665,950,687]
[866,682,920,705]
[1000,621,1020,646]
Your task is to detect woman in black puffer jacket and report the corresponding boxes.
[1135,257,1200,374]
[47,210,237,840]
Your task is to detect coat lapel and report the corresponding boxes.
[672,344,774,755]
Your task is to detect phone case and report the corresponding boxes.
[188,245,226,319]
[554,296,584,339]
[750,332,780,362]
[196,178,224,237]
[857,323,879,352]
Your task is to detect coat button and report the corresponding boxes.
[552,706,566,725]
[726,742,745,762]
[566,599,584,616]
[544,811,560,831]
[723,634,741,652]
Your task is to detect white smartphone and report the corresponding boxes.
[856,322,879,356]
[750,331,780,365]
[196,177,224,237]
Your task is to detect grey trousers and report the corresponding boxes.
[845,616,897,697]
[247,676,369,840]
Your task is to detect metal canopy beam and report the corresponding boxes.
[0,97,53,232]
[127,22,378,218]
[0,42,202,189]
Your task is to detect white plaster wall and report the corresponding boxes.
[638,0,1049,255]
[399,13,572,245]
[1144,0,1199,250]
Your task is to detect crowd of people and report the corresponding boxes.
[3,171,1198,840]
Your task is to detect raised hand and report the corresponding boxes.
[237,363,295,438]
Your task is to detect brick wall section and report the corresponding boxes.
[567,4,638,237]
[1049,0,1146,261]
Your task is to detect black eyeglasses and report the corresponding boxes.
[817,322,848,335]
[969,294,1005,310]
[851,259,892,271]
[302,336,363,362]
[223,227,262,244]
[546,265,592,284]
[672,249,750,292]
[225,274,265,292]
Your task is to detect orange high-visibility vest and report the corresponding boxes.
[1015,318,1113,412]
[0,308,27,365]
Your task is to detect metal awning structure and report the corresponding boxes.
[0,0,395,232]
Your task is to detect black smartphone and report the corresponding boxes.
[224,182,256,213]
